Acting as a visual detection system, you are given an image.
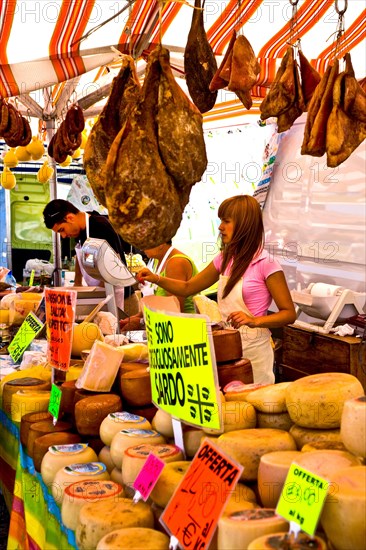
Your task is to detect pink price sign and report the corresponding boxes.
[133,453,165,501]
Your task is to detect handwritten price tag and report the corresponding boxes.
[48,383,62,420]
[133,453,165,501]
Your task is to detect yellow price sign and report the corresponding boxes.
[276,462,329,536]
[144,306,222,431]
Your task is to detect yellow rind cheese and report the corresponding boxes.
[149,461,191,508]
[203,400,256,435]
[122,443,183,488]
[340,396,366,458]
[52,461,110,504]
[247,531,328,549]
[290,424,343,450]
[258,450,303,508]
[246,382,292,413]
[110,429,165,469]
[96,527,170,550]
[99,412,151,446]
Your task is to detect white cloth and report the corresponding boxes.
[217,274,275,384]
[141,246,174,297]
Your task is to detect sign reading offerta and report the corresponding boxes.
[45,288,77,371]
[144,306,222,431]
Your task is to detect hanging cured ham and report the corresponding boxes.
[184,0,218,113]
[83,56,141,207]
[105,46,207,250]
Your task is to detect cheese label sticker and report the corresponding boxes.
[161,438,243,550]
[49,443,88,455]
[48,383,62,419]
[133,453,166,501]
[64,462,106,475]
[45,288,77,371]
[144,306,222,431]
[8,311,44,362]
[110,412,143,422]
[120,429,157,437]
[276,462,329,536]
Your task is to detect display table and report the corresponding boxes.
[0,409,76,550]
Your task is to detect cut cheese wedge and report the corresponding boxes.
[247,531,328,549]
[52,461,110,504]
[41,443,98,487]
[246,382,291,413]
[75,340,124,392]
[100,412,151,446]
[110,429,165,469]
[96,528,170,550]
[340,396,366,458]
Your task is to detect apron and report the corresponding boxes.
[141,246,174,298]
[217,274,275,384]
[75,215,125,309]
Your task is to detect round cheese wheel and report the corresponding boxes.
[33,432,81,472]
[74,393,122,436]
[289,424,343,450]
[20,411,52,447]
[150,461,191,508]
[340,396,366,458]
[217,429,297,481]
[285,373,364,429]
[2,377,51,414]
[247,531,328,549]
[76,497,154,550]
[246,382,292,413]
[98,446,115,473]
[217,358,253,388]
[218,509,289,550]
[127,404,158,423]
[183,428,206,458]
[223,481,258,516]
[61,479,124,531]
[99,412,151,446]
[258,450,304,508]
[122,443,183,488]
[110,429,165,469]
[203,400,257,434]
[10,389,51,422]
[294,450,362,484]
[52,462,110,504]
[110,467,123,485]
[96,527,170,550]
[41,444,98,487]
[119,368,151,407]
[223,381,268,401]
[27,419,72,458]
[212,329,242,363]
[301,441,347,452]
[60,380,78,416]
[151,409,174,438]
[256,411,293,431]
[321,465,366,550]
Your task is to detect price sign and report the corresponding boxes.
[45,288,77,371]
[8,311,44,362]
[160,439,243,550]
[133,453,165,501]
[48,383,62,420]
[276,462,329,536]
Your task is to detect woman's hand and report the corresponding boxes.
[136,268,156,285]
[227,311,257,329]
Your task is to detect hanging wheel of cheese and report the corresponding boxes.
[20,411,52,447]
[321,465,366,550]
[285,372,364,429]
[96,527,170,550]
[247,531,328,549]
[258,450,303,508]
[340,396,366,458]
[149,461,191,508]
[75,498,154,550]
[246,382,292,413]
[289,424,343,450]
[218,509,289,550]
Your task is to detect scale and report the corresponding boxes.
[81,238,137,327]
[291,282,366,334]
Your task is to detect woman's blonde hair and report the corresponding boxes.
[218,195,264,298]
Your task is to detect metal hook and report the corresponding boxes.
[335,0,348,16]
[289,0,299,5]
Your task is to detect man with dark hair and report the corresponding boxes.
[43,199,139,316]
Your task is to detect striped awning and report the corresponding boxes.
[0,0,365,122]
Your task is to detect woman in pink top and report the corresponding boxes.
[137,195,296,384]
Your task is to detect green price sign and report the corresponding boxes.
[48,384,62,420]
[276,462,329,536]
[8,311,44,363]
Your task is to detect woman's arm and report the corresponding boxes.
[164,256,194,311]
[137,262,219,298]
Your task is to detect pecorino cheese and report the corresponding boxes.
[52,462,110,504]
[218,509,289,550]
[110,467,123,485]
[217,429,297,481]
[285,372,364,429]
[20,411,52,447]
[248,531,328,549]
[61,479,124,531]
[98,446,115,473]
[33,432,81,472]
[74,393,122,436]
[321,465,366,550]
[258,450,304,508]
[294,450,362,487]
[10,389,51,422]
[2,377,51,415]
[99,412,151,446]
[151,409,174,438]
[289,424,343,450]
[110,429,165,469]
[75,340,124,392]
[246,382,291,413]
[122,443,183,488]
[96,527,170,550]
[223,382,268,402]
[41,443,98,487]
[27,419,72,458]
[75,498,154,550]
[256,411,293,431]
[340,396,366,458]
[150,461,191,508]
[203,400,256,434]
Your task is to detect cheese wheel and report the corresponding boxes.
[110,429,165,469]
[74,393,122,436]
[128,404,158,423]
[60,380,78,416]
[218,509,289,550]
[150,461,191,508]
[340,396,366,458]
[75,340,124,392]
[52,462,110,504]
[224,382,268,402]
[20,411,52,447]
[256,411,293,431]
[110,467,123,485]
[27,419,72,458]
[246,382,292,413]
[96,527,170,550]
[99,412,151,446]
[41,443,98,487]
[33,432,81,472]
[258,450,305,508]
[76,497,154,550]
[290,424,343,450]
[301,441,347,452]
[10,389,51,422]
[321,465,366,550]
[294,450,362,485]
[119,368,152,407]
[122,443,183,487]
[217,429,297,481]
[2,377,51,415]
[285,373,364,429]
[247,531,328,549]
[223,481,258,516]
[183,428,206,458]
[117,342,149,362]
[98,446,115,473]
[62,479,124,531]
[203,400,256,435]
[151,409,174,438]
